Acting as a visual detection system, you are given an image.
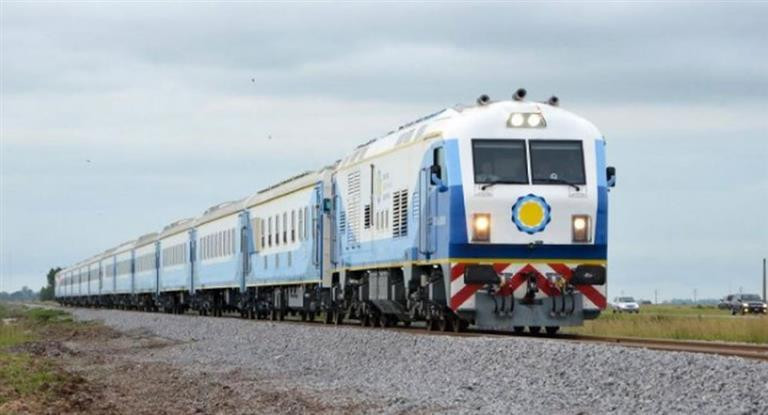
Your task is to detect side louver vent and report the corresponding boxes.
[392,189,408,238]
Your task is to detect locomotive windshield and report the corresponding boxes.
[472,139,528,184]
[530,140,586,185]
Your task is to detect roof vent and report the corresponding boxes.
[137,232,158,243]
[203,201,236,216]
[162,218,194,232]
[548,96,560,106]
[476,94,490,106]
[513,88,527,101]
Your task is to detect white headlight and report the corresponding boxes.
[572,215,590,242]
[510,113,525,127]
[472,213,491,242]
[527,113,542,127]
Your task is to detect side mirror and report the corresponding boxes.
[429,164,442,184]
[606,166,616,188]
[322,198,333,213]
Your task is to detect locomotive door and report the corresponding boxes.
[418,145,446,258]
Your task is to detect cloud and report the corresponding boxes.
[1,2,766,297]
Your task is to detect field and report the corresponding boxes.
[565,304,768,344]
[0,303,84,412]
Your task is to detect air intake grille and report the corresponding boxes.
[346,171,361,246]
[392,189,408,238]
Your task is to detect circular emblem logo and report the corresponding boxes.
[511,194,551,234]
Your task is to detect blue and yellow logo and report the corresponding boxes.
[511,194,551,234]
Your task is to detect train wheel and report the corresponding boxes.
[528,326,541,335]
[436,316,451,332]
[426,318,437,331]
[453,319,468,333]
[545,326,560,335]
[324,311,333,324]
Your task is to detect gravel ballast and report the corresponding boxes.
[71,308,768,414]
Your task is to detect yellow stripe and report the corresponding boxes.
[246,279,321,288]
[244,182,318,210]
[337,132,443,171]
[334,257,606,272]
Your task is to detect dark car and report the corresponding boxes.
[718,295,733,310]
[728,294,767,315]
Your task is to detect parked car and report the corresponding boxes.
[726,294,767,315]
[717,295,733,310]
[611,297,640,313]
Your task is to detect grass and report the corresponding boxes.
[0,302,76,407]
[566,305,768,344]
[0,354,66,405]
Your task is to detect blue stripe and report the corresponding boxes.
[594,138,608,246]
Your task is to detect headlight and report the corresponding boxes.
[472,213,491,242]
[572,215,591,243]
[527,113,542,127]
[509,113,525,127]
[742,303,750,308]
[507,112,546,128]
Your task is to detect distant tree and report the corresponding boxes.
[38,267,61,301]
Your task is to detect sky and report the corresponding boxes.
[1,2,766,301]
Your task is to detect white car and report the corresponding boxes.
[611,297,640,313]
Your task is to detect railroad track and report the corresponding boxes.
[560,334,768,362]
[53,304,768,363]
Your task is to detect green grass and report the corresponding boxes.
[0,354,66,405]
[566,306,768,344]
[0,303,74,407]
[631,304,731,316]
[24,307,71,324]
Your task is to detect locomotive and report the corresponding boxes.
[56,89,616,334]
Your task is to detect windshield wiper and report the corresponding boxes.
[537,177,581,191]
[480,180,527,191]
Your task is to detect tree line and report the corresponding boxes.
[0,267,59,302]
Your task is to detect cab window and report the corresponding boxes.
[472,139,528,184]
[530,140,586,185]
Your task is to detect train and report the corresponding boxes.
[55,89,616,334]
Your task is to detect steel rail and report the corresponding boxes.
[52,304,768,362]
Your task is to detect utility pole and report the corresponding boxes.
[654,289,658,305]
[763,257,766,302]
[693,288,697,304]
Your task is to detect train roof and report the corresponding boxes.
[158,217,196,239]
[193,199,245,227]
[112,239,137,256]
[243,166,333,209]
[134,232,159,249]
[336,97,602,170]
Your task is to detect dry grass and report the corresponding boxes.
[567,306,768,344]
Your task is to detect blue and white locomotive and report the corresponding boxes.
[56,89,616,334]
